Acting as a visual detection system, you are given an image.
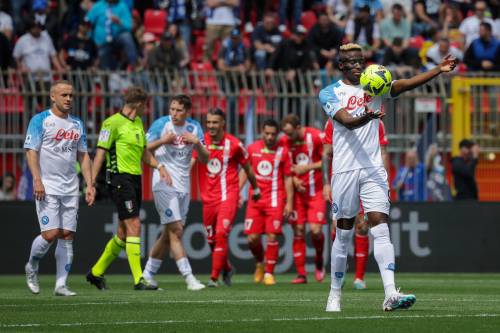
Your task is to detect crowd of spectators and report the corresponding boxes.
[0,0,499,75]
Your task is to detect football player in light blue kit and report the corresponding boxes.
[319,43,457,312]
[24,80,95,296]
[143,94,210,290]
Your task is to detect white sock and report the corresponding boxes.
[370,223,397,297]
[143,257,163,279]
[176,257,193,279]
[28,235,53,272]
[330,227,353,290]
[55,239,73,288]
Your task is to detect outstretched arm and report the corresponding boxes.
[334,106,385,130]
[391,55,458,97]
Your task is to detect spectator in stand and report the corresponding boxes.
[0,172,16,201]
[217,28,250,72]
[0,0,13,40]
[279,0,303,32]
[380,0,412,18]
[146,31,182,71]
[252,12,282,70]
[459,1,498,49]
[308,12,343,70]
[464,22,500,71]
[382,37,421,72]
[393,149,426,202]
[326,0,353,30]
[167,0,192,48]
[61,0,94,37]
[345,6,381,61]
[32,0,61,50]
[380,3,411,49]
[59,19,98,70]
[353,0,384,20]
[85,0,138,70]
[243,0,266,33]
[204,0,239,62]
[452,139,479,201]
[426,38,463,70]
[168,24,190,68]
[413,0,441,36]
[425,143,451,202]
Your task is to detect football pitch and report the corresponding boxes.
[1,273,499,332]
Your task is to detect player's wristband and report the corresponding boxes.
[156,163,165,170]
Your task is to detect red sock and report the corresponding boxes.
[211,234,228,281]
[312,232,325,269]
[354,234,369,280]
[249,239,264,263]
[265,241,279,274]
[293,237,306,276]
[331,228,336,242]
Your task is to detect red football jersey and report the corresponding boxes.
[280,127,324,196]
[247,140,292,208]
[323,118,389,146]
[197,133,248,203]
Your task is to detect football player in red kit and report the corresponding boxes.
[242,119,294,285]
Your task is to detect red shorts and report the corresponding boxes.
[202,198,239,241]
[244,200,284,235]
[289,191,326,225]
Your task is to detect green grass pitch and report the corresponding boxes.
[1,273,499,332]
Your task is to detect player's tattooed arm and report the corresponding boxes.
[26,149,45,201]
[242,162,261,201]
[334,106,384,130]
[391,55,458,96]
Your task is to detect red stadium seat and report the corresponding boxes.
[191,61,218,91]
[301,11,317,31]
[144,9,167,36]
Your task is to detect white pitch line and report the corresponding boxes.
[0,299,313,308]
[1,313,499,328]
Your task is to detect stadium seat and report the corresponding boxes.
[144,9,167,36]
[191,61,218,91]
[300,11,317,31]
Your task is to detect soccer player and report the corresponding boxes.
[322,118,389,290]
[142,95,209,291]
[86,86,169,290]
[24,80,95,296]
[319,43,457,311]
[280,114,326,284]
[196,108,261,287]
[243,119,294,285]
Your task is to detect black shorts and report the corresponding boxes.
[108,173,142,220]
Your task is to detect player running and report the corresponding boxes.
[280,114,326,284]
[322,118,389,290]
[24,80,95,296]
[242,119,294,285]
[87,86,169,290]
[319,43,457,311]
[196,108,261,287]
[142,95,209,291]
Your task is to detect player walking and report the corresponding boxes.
[142,95,209,291]
[24,80,95,296]
[319,43,457,311]
[243,119,294,285]
[87,86,169,290]
[196,108,261,287]
[280,114,326,284]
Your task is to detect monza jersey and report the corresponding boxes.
[323,118,389,146]
[198,133,248,203]
[280,127,323,196]
[247,140,292,208]
[319,80,392,173]
[24,109,87,196]
[146,116,204,193]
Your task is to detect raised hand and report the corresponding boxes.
[161,131,177,144]
[181,132,200,145]
[440,54,458,73]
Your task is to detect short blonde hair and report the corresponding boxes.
[339,43,363,52]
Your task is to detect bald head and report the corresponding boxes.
[50,80,73,114]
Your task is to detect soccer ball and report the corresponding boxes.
[360,65,392,96]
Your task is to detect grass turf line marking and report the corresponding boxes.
[2,313,500,328]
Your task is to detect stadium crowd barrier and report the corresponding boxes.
[2,200,500,274]
[0,70,498,200]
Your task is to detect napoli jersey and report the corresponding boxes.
[319,80,392,173]
[23,109,87,196]
[146,116,205,193]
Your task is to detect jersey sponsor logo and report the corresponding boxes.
[125,200,134,213]
[41,216,49,225]
[24,135,32,145]
[345,95,373,111]
[257,160,273,176]
[295,153,309,165]
[207,158,222,174]
[99,129,110,142]
[173,135,186,146]
[54,129,80,141]
[186,125,194,133]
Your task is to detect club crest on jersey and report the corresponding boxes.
[125,200,134,213]
[257,160,273,176]
[207,158,222,174]
[295,153,309,165]
[186,125,194,133]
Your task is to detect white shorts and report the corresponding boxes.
[153,189,190,225]
[35,195,79,232]
[331,166,390,220]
